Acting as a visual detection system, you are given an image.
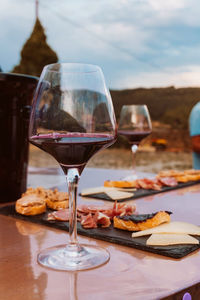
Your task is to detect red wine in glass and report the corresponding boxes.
[117,130,152,145]
[29,63,117,271]
[118,105,152,180]
[30,133,115,174]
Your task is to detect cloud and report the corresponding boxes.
[113,65,200,89]
[1,0,200,90]
[149,0,186,10]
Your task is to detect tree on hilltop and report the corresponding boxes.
[12,17,58,77]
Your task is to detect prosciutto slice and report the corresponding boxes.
[77,204,113,214]
[81,213,97,229]
[157,177,178,187]
[80,212,111,228]
[136,178,162,190]
[105,202,136,219]
[47,201,136,229]
[47,209,70,221]
[97,212,111,227]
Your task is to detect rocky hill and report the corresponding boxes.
[111,86,200,129]
[110,86,200,151]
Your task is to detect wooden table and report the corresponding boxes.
[0,167,200,300]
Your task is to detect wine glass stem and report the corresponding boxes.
[66,168,80,246]
[131,144,138,173]
[69,272,78,300]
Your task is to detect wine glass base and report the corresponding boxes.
[37,243,110,271]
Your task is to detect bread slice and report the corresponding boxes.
[113,211,171,231]
[176,174,200,182]
[15,194,46,215]
[22,187,69,211]
[46,189,69,210]
[46,199,69,210]
[104,180,138,188]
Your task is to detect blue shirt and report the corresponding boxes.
[189,102,200,169]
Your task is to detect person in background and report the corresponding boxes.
[189,102,200,169]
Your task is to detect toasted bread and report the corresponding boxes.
[113,211,171,231]
[104,180,138,188]
[46,189,69,210]
[157,170,184,178]
[22,187,69,210]
[22,186,51,199]
[157,169,200,183]
[15,194,46,216]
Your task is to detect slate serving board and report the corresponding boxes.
[79,180,200,202]
[1,204,199,259]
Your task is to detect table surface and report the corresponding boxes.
[1,167,200,300]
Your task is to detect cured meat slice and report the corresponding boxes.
[158,177,178,187]
[111,202,136,218]
[97,212,111,228]
[136,178,162,190]
[81,213,97,229]
[77,205,91,214]
[47,201,136,229]
[47,209,70,221]
[77,204,113,214]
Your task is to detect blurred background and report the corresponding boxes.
[1,0,200,172]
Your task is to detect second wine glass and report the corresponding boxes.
[29,63,117,271]
[118,105,152,180]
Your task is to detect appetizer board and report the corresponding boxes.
[79,180,200,202]
[0,204,199,259]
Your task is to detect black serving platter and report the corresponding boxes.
[79,180,200,202]
[0,204,199,259]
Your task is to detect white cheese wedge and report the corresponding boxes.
[146,233,199,246]
[132,221,200,238]
[104,190,133,200]
[81,186,134,200]
[81,186,114,196]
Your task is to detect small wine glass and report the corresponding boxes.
[29,63,117,271]
[118,105,152,180]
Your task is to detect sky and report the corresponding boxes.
[1,0,200,89]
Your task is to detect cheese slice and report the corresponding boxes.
[104,190,133,200]
[146,233,199,246]
[81,186,113,196]
[81,186,134,200]
[132,221,200,237]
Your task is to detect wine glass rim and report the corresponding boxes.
[43,63,102,74]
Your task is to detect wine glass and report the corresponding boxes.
[29,63,117,271]
[118,105,152,180]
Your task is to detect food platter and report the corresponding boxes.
[0,204,199,259]
[79,180,200,202]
